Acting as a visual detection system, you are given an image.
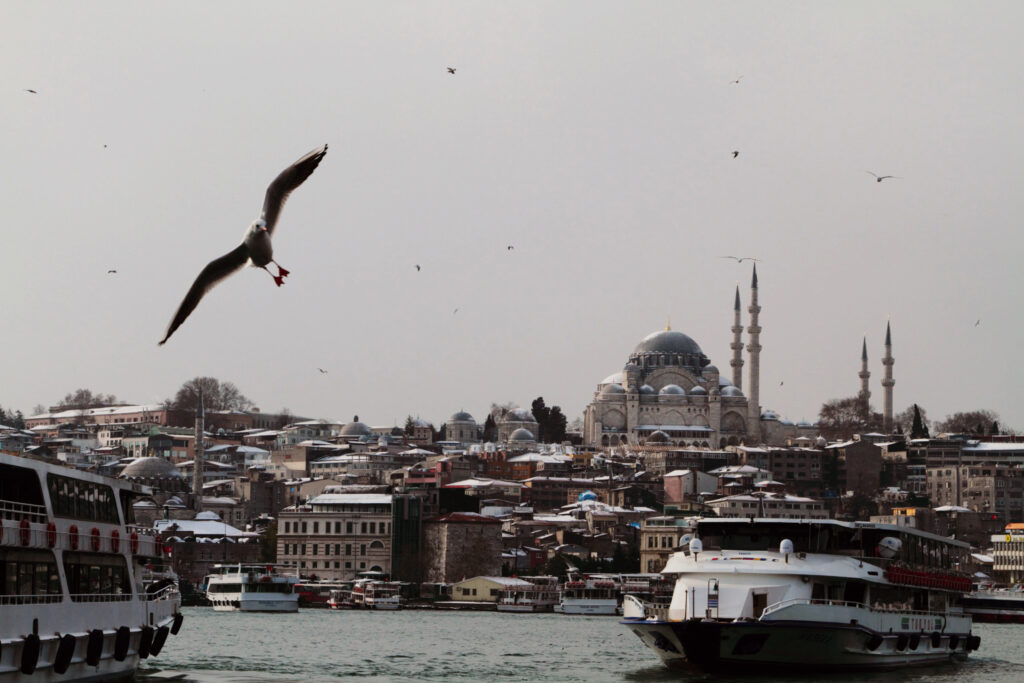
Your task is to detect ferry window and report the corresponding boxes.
[843,581,866,605]
[811,583,826,601]
[61,552,129,600]
[0,464,45,511]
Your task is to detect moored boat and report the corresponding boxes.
[623,517,979,673]
[960,585,1024,623]
[205,563,299,612]
[0,452,183,681]
[554,574,619,615]
[496,576,560,613]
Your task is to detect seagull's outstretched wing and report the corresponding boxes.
[261,144,328,235]
[159,244,249,345]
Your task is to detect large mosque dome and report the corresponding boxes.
[632,329,704,356]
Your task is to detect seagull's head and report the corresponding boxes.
[250,219,268,234]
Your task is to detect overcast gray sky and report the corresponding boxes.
[3,2,1022,431]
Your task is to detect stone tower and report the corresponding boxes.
[882,321,895,432]
[859,337,871,411]
[730,285,744,389]
[746,265,761,443]
[193,387,204,512]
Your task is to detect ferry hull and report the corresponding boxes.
[210,598,298,612]
[554,601,618,616]
[624,618,974,673]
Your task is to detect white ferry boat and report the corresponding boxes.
[351,579,402,610]
[205,564,299,612]
[496,576,560,613]
[554,574,619,615]
[623,518,979,673]
[960,585,1024,623]
[0,452,183,681]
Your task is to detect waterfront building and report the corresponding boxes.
[422,512,503,583]
[640,515,693,573]
[705,491,828,519]
[277,492,392,580]
[928,464,1024,522]
[823,439,882,496]
[992,524,1024,583]
[451,576,532,603]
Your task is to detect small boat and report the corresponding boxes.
[960,585,1024,622]
[294,579,355,607]
[554,574,620,615]
[351,579,403,610]
[497,576,560,613]
[623,517,980,673]
[205,563,300,612]
[326,586,356,610]
[0,451,183,681]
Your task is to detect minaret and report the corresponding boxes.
[859,337,871,411]
[192,388,204,512]
[730,285,744,389]
[746,265,761,443]
[882,321,895,432]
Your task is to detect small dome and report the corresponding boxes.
[600,371,624,385]
[509,428,535,442]
[797,420,812,428]
[761,410,779,421]
[721,386,744,397]
[780,419,795,426]
[449,410,475,423]
[340,416,372,436]
[601,384,626,395]
[815,436,827,446]
[648,430,671,443]
[120,457,184,479]
[195,511,222,521]
[623,362,639,372]
[578,490,598,501]
[659,384,686,396]
[689,385,708,396]
[718,376,734,387]
[639,384,656,395]
[704,365,719,374]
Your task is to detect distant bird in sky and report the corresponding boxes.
[975,319,981,327]
[107,269,117,274]
[732,150,739,158]
[453,308,459,315]
[780,381,784,386]
[318,368,328,374]
[159,144,328,345]
[415,264,421,272]
[24,89,37,94]
[729,76,743,84]
[720,255,760,264]
[865,171,900,183]
[447,67,456,74]
[507,245,514,251]
[103,144,108,148]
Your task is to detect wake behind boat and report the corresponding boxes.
[623,517,980,673]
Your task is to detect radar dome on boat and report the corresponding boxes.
[780,539,794,555]
[877,536,902,559]
[689,538,703,554]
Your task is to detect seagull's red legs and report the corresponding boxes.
[262,263,289,287]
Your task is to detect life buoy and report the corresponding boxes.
[90,527,101,552]
[46,522,57,548]
[69,524,79,550]
[19,518,31,546]
[130,532,139,554]
[111,529,120,553]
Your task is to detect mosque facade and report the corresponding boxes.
[583,267,819,448]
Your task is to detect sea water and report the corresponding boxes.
[139,607,1024,682]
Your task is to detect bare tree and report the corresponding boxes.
[817,396,883,441]
[169,377,254,412]
[54,389,119,410]
[934,410,1001,435]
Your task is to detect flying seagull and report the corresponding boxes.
[318,368,328,374]
[720,255,760,263]
[447,67,456,74]
[507,245,514,251]
[415,264,421,272]
[107,269,117,274]
[729,76,743,84]
[453,308,459,315]
[732,150,739,158]
[975,319,981,327]
[158,144,328,345]
[865,171,900,183]
[24,89,37,94]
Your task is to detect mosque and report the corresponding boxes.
[583,267,845,448]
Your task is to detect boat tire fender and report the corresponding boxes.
[931,631,942,648]
[866,634,883,651]
[54,633,77,674]
[114,625,131,661]
[151,625,170,656]
[909,633,921,651]
[966,635,981,651]
[138,626,154,659]
[20,633,40,675]
[171,612,184,635]
[86,628,104,666]
[948,634,960,650]
[896,634,909,651]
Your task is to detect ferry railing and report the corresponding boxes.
[0,499,47,523]
[0,593,63,605]
[762,598,953,619]
[68,593,134,603]
[143,584,181,602]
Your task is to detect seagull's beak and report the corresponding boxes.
[261,226,268,232]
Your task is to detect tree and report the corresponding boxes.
[910,404,930,439]
[531,397,551,441]
[482,414,497,442]
[893,404,929,436]
[403,415,416,436]
[934,410,1000,435]
[54,389,119,410]
[0,405,26,429]
[546,406,568,443]
[817,396,882,440]
[170,377,253,412]
[543,553,571,581]
[258,522,277,563]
